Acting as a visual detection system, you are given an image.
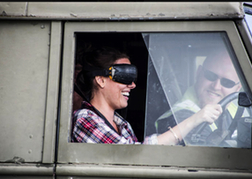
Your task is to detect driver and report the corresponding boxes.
[156,49,242,146]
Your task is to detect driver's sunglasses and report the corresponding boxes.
[203,68,239,88]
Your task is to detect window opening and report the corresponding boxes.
[70,31,251,148]
[72,32,148,142]
[143,32,251,148]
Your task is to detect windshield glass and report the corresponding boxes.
[143,32,252,148]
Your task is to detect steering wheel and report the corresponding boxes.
[218,92,239,109]
[193,92,244,146]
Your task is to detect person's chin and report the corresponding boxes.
[119,102,128,109]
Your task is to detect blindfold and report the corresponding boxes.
[83,63,137,85]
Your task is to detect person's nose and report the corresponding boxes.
[127,82,136,89]
[211,78,222,90]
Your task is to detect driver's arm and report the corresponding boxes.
[156,104,223,145]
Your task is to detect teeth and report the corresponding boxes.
[121,92,129,96]
[209,90,221,97]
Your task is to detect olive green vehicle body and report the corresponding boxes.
[0,2,252,179]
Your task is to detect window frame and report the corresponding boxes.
[58,21,252,170]
[244,2,252,38]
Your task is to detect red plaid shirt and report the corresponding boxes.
[71,101,158,144]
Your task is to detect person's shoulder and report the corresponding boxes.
[75,108,107,125]
[74,101,96,116]
[173,99,201,113]
[74,108,91,116]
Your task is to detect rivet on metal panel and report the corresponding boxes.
[28,149,32,154]
[29,134,33,139]
[40,24,45,29]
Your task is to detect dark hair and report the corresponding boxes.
[77,46,129,101]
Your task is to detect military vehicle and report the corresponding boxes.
[0,2,251,178]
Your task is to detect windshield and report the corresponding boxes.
[143,32,252,148]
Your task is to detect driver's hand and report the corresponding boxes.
[193,104,223,124]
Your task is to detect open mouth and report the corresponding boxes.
[207,90,221,97]
[121,92,130,97]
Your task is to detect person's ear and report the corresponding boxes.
[95,76,105,89]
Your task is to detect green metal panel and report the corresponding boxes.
[0,2,244,20]
[56,164,252,179]
[42,21,62,164]
[0,21,50,162]
[0,2,26,16]
[0,164,53,178]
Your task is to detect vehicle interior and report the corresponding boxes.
[72,31,251,148]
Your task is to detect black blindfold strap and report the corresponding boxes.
[86,69,109,78]
[82,61,109,78]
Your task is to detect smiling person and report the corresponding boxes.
[71,46,153,144]
[156,49,242,146]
